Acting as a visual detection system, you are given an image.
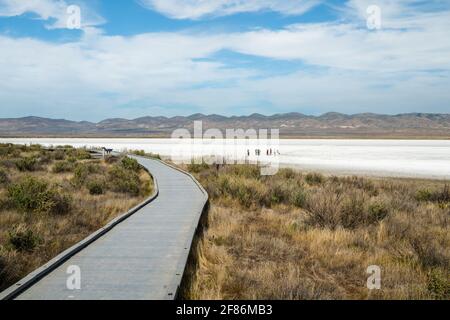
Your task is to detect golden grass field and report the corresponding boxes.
[180,163,449,300]
[0,144,152,291]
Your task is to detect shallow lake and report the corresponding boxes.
[1,138,449,180]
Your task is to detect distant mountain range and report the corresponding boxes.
[0,113,449,138]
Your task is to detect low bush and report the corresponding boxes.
[68,148,91,160]
[264,181,290,206]
[367,201,389,222]
[340,192,367,229]
[0,168,9,185]
[53,149,66,160]
[8,226,40,252]
[72,163,101,185]
[50,193,72,216]
[28,144,42,152]
[291,189,308,208]
[416,185,450,204]
[277,168,297,180]
[427,269,450,300]
[52,161,74,173]
[188,162,210,174]
[15,157,38,172]
[226,165,260,180]
[121,157,140,172]
[304,189,387,230]
[87,181,104,195]
[8,176,71,215]
[332,176,377,195]
[108,165,140,196]
[305,172,325,185]
[0,144,14,157]
[37,152,52,165]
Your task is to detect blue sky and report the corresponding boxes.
[0,0,449,121]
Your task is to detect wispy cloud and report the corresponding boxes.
[137,0,319,20]
[0,1,449,119]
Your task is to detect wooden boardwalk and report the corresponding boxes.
[1,156,208,300]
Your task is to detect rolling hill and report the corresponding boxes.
[0,113,449,138]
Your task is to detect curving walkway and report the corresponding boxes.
[1,156,208,300]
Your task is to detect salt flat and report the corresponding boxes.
[1,138,449,180]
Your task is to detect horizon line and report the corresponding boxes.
[1,111,449,123]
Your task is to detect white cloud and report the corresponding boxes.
[138,0,319,20]
[0,1,449,119]
[0,0,104,29]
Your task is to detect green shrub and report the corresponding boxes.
[415,189,433,202]
[52,161,74,173]
[121,157,140,172]
[368,202,389,222]
[53,149,66,160]
[305,189,384,230]
[223,177,264,208]
[305,172,325,185]
[291,189,308,208]
[265,182,289,206]
[28,144,42,152]
[87,181,104,195]
[7,176,71,215]
[277,168,297,180]
[68,148,91,160]
[8,226,40,252]
[227,165,260,179]
[50,193,72,215]
[416,185,450,204]
[72,163,101,185]
[427,269,450,300]
[305,189,343,229]
[15,157,38,172]
[332,176,377,195]
[340,193,367,229]
[0,144,14,157]
[131,150,146,156]
[67,156,77,163]
[108,165,140,195]
[188,161,210,174]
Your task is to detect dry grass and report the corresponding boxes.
[181,164,449,300]
[0,144,153,291]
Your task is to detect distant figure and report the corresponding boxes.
[102,147,113,155]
